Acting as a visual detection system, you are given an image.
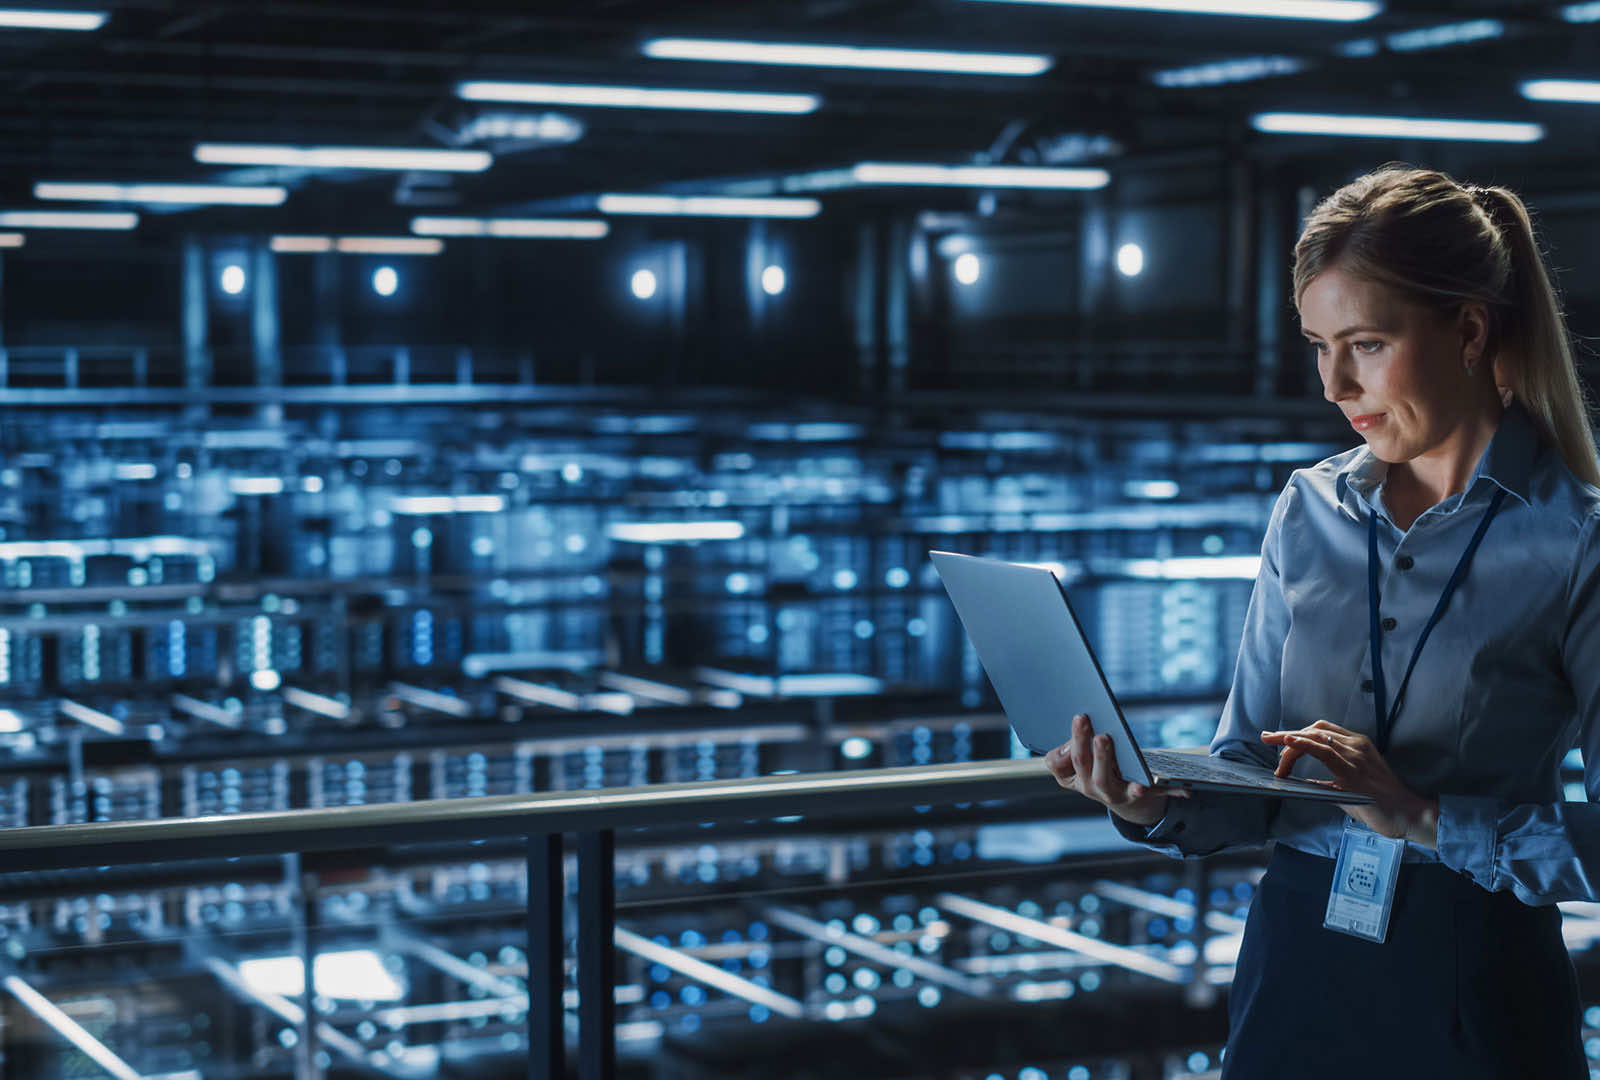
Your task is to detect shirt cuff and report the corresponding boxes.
[1436,793,1500,890]
[1107,798,1192,853]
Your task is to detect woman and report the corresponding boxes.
[1045,165,1600,1078]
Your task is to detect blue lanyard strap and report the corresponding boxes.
[1368,485,1506,754]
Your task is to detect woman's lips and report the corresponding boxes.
[1350,413,1384,431]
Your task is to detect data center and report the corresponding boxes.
[2,2,1600,1079]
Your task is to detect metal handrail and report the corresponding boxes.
[0,757,1067,873]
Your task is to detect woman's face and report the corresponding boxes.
[1298,264,1486,464]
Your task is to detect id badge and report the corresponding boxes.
[1323,820,1404,943]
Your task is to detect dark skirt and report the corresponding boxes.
[1223,843,1586,1080]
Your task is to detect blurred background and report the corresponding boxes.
[1,1,1599,1078]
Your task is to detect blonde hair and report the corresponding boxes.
[1293,164,1600,488]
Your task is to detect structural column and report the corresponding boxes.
[883,216,911,396]
[852,220,880,395]
[181,237,210,421]
[251,241,282,423]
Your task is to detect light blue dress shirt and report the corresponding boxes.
[1114,401,1600,906]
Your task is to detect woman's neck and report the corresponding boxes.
[1389,401,1506,509]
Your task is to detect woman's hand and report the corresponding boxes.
[1259,720,1439,847]
[1044,713,1188,827]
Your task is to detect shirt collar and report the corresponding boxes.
[1334,400,1540,521]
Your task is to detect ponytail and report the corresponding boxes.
[1472,185,1600,488]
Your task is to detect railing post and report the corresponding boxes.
[1183,858,1217,1009]
[577,829,615,1080]
[394,346,410,386]
[528,832,566,1080]
[133,347,148,388]
[290,854,323,1080]
[455,347,472,385]
[63,347,78,390]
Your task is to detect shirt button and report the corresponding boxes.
[1361,679,1374,693]
[1381,616,1397,631]
[1396,555,1414,571]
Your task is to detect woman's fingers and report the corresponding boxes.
[1089,732,1127,802]
[1069,714,1094,784]
[1282,734,1357,777]
[1273,743,1305,777]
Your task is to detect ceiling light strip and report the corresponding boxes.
[409,217,610,238]
[1521,79,1600,104]
[597,195,822,218]
[0,211,138,229]
[270,235,445,255]
[852,163,1110,188]
[35,182,287,206]
[641,37,1052,75]
[457,81,819,114]
[194,144,492,172]
[1250,112,1543,142]
[0,8,106,30]
[955,0,1380,20]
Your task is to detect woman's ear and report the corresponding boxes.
[1459,301,1491,371]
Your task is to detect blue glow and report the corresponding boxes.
[841,736,873,760]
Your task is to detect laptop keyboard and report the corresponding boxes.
[1142,747,1304,790]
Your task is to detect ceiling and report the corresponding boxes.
[2,0,1599,236]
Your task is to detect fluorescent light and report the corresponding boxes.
[34,182,286,205]
[270,235,444,254]
[409,216,609,238]
[335,236,442,255]
[0,710,21,733]
[458,80,820,115]
[114,463,157,480]
[1251,112,1543,142]
[389,495,506,514]
[1560,1,1600,22]
[0,210,137,229]
[1151,55,1308,87]
[227,476,284,495]
[851,163,1110,189]
[0,8,106,30]
[598,194,821,218]
[194,143,492,172]
[955,0,1380,18]
[608,521,745,542]
[238,950,405,1002]
[1122,556,1262,579]
[0,233,21,248]
[270,235,334,253]
[1384,18,1501,52]
[1521,79,1600,104]
[641,37,1052,76]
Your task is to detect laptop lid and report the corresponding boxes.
[929,550,1152,785]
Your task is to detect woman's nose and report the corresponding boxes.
[1321,354,1359,403]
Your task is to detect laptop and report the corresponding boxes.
[929,550,1371,804]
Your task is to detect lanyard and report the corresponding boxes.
[1368,485,1506,753]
